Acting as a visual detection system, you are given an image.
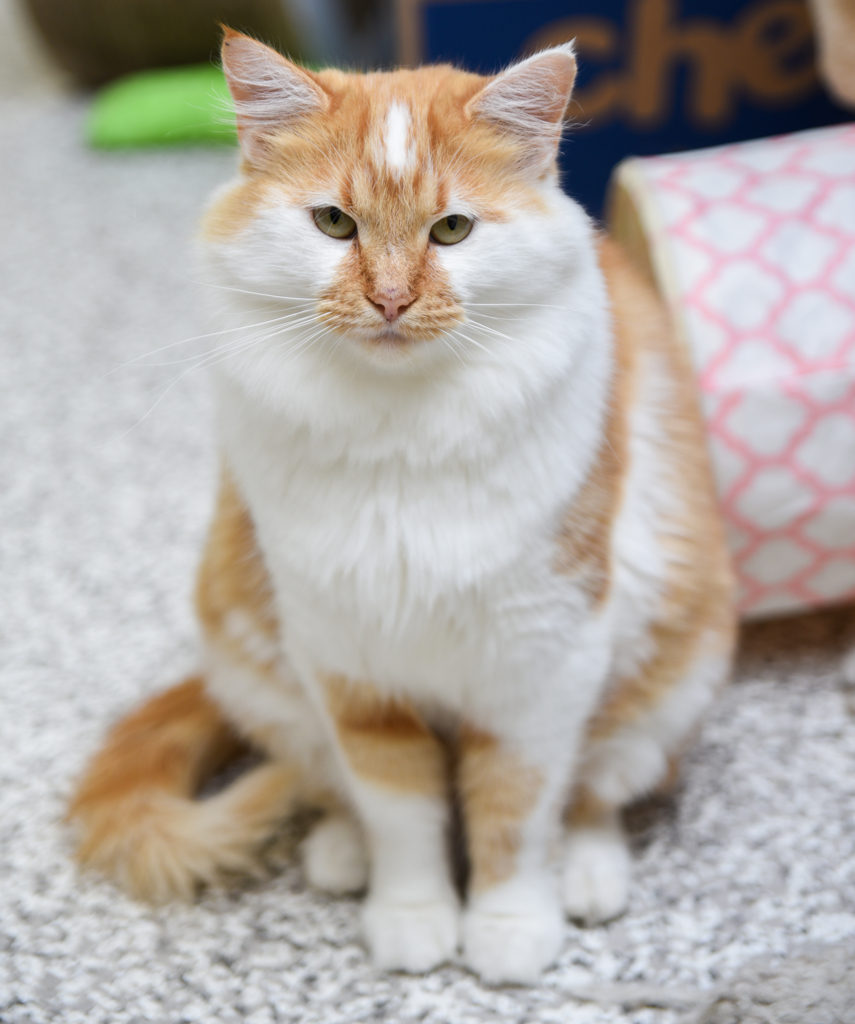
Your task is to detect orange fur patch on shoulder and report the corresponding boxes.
[322,675,447,796]
[457,726,543,892]
[196,467,280,673]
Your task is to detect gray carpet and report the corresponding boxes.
[689,940,855,1023]
[2,98,855,1024]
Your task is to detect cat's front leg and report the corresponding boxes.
[457,725,574,985]
[321,675,459,973]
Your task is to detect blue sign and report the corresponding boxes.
[400,0,852,217]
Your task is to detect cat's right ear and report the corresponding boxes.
[221,29,330,163]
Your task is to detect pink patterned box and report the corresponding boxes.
[611,124,855,618]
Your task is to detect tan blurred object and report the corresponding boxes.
[22,0,301,87]
[0,0,67,98]
[808,0,855,107]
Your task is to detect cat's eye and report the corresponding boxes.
[314,206,357,239]
[430,215,472,245]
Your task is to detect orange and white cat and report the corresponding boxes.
[69,32,735,984]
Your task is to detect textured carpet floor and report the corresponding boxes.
[2,98,855,1024]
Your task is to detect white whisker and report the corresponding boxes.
[109,311,319,373]
[179,272,319,305]
[460,319,522,346]
[447,327,496,360]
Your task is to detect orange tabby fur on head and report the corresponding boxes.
[69,31,735,984]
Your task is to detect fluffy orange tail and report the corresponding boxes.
[69,677,297,902]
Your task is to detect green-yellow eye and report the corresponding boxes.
[430,214,472,245]
[314,206,357,239]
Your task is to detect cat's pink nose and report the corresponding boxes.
[370,289,413,322]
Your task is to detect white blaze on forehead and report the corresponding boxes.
[383,101,413,175]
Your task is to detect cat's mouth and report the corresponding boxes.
[364,323,411,345]
[316,296,465,349]
[360,322,451,349]
[324,314,444,347]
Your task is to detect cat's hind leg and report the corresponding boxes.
[69,676,299,902]
[564,631,734,924]
[69,469,309,903]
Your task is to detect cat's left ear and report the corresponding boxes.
[466,44,576,174]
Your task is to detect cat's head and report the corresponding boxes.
[203,32,585,375]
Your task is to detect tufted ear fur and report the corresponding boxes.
[221,29,329,163]
[466,44,577,174]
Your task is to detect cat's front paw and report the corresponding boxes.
[362,895,459,973]
[462,892,563,984]
[562,820,630,924]
[301,813,368,894]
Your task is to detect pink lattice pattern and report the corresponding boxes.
[638,124,855,617]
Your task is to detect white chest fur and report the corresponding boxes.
[214,292,613,716]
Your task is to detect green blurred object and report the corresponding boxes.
[88,64,238,148]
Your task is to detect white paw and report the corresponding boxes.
[301,814,369,895]
[562,821,630,924]
[362,896,459,973]
[463,894,563,984]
